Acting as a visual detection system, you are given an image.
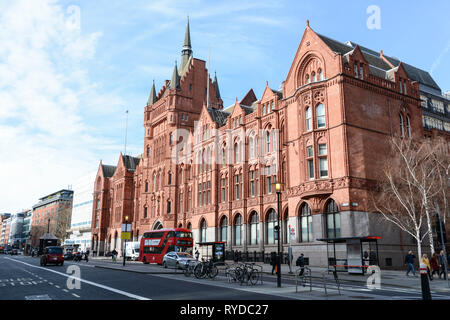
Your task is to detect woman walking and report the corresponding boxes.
[420,253,432,281]
[430,253,440,279]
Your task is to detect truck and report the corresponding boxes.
[124,241,140,261]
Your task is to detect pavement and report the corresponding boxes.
[86,256,450,295]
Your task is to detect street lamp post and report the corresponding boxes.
[123,216,129,267]
[275,182,282,288]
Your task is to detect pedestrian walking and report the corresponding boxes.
[421,253,432,281]
[438,250,447,280]
[85,250,89,263]
[430,253,440,279]
[405,250,416,277]
[195,248,199,261]
[112,249,118,262]
[270,252,277,275]
[296,253,305,276]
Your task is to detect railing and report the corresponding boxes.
[295,266,312,292]
[322,269,341,295]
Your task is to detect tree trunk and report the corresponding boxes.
[424,202,435,255]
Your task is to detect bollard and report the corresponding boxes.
[419,263,432,300]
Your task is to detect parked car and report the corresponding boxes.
[162,251,197,269]
[10,249,18,255]
[40,246,64,266]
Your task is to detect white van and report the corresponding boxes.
[125,242,140,261]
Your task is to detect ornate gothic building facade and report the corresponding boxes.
[91,20,443,267]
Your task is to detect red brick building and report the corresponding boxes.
[30,189,74,247]
[92,20,445,267]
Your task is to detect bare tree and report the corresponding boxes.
[372,137,445,258]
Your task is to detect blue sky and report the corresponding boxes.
[1,0,449,213]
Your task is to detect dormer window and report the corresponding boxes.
[262,104,266,116]
[399,78,403,94]
[354,62,358,78]
[403,81,407,95]
[359,63,364,80]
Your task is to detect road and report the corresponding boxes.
[0,255,291,300]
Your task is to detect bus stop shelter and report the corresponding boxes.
[196,242,226,264]
[317,236,381,275]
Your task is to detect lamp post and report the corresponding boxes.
[275,182,282,288]
[123,216,129,267]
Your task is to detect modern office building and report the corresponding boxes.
[31,189,73,247]
[65,171,97,252]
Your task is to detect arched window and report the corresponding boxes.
[221,148,226,167]
[325,200,341,238]
[200,219,207,242]
[406,115,411,138]
[300,203,313,242]
[234,143,240,163]
[145,181,148,193]
[249,212,259,245]
[400,114,404,137]
[306,74,310,84]
[319,69,324,81]
[316,104,325,128]
[249,136,254,159]
[266,209,277,244]
[146,145,150,157]
[305,107,312,131]
[266,131,271,153]
[187,222,192,231]
[153,173,156,191]
[220,216,228,242]
[168,172,172,185]
[144,206,148,219]
[312,72,316,83]
[234,214,242,246]
[167,200,171,214]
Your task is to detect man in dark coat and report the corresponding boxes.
[405,250,416,277]
[270,252,277,275]
[296,254,305,276]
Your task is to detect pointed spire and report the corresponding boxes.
[184,16,191,49]
[181,16,193,70]
[170,61,180,89]
[147,80,157,106]
[213,71,221,99]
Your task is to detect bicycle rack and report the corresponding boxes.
[295,266,312,292]
[322,269,341,295]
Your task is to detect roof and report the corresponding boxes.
[102,165,116,178]
[317,33,441,91]
[39,233,58,240]
[207,108,230,127]
[123,155,140,171]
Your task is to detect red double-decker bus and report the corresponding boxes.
[139,228,193,265]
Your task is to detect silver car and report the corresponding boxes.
[162,251,197,269]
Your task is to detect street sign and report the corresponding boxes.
[121,223,131,232]
[121,232,131,240]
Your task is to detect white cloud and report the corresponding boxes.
[0,0,122,212]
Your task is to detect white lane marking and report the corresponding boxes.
[25,294,52,300]
[63,289,69,293]
[5,257,150,300]
[49,282,54,285]
[72,293,80,298]
[55,285,60,288]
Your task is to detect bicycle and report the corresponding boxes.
[228,263,261,285]
[184,261,197,277]
[194,259,219,279]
